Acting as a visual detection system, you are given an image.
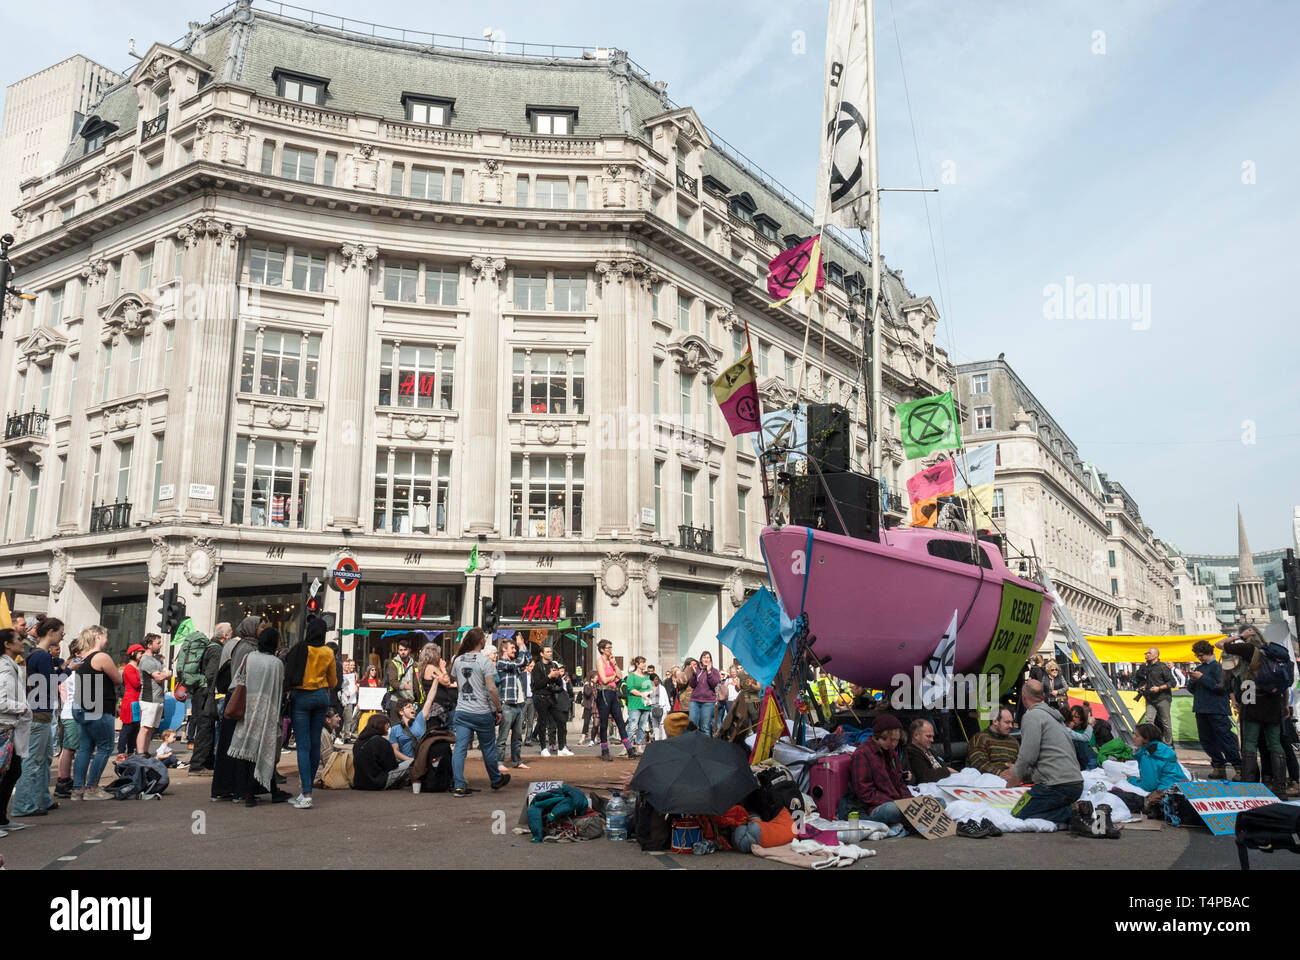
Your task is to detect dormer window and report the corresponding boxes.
[80,116,117,156]
[845,272,866,298]
[754,214,780,241]
[702,175,731,196]
[783,233,807,249]
[402,93,454,126]
[273,69,328,105]
[526,106,578,135]
[729,192,756,223]
[826,262,846,286]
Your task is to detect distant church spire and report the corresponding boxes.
[1234,505,1267,625]
[1237,505,1257,579]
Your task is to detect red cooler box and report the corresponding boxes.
[809,753,853,817]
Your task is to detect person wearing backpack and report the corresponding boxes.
[187,624,230,777]
[384,637,423,723]
[1218,627,1292,793]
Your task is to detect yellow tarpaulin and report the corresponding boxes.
[1073,634,1225,664]
[0,592,11,630]
[1068,687,1141,729]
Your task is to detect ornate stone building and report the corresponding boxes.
[0,2,952,668]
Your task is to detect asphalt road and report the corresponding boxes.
[1,738,1277,871]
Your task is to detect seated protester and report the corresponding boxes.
[351,714,410,791]
[1062,705,1099,770]
[389,698,425,763]
[1003,679,1083,824]
[844,714,925,826]
[318,707,342,776]
[904,718,958,784]
[967,706,1019,774]
[1127,722,1188,792]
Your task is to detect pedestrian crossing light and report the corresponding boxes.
[481,596,498,633]
[302,572,323,615]
[158,585,186,635]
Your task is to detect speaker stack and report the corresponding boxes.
[790,403,879,541]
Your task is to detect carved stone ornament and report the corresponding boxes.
[49,548,70,598]
[537,422,559,445]
[639,166,653,190]
[638,265,661,292]
[482,157,500,174]
[195,118,209,137]
[339,242,378,271]
[715,308,739,332]
[357,143,376,159]
[102,399,144,432]
[667,334,717,377]
[147,536,169,586]
[471,255,506,285]
[267,404,293,429]
[402,416,431,441]
[81,258,109,286]
[725,568,749,609]
[599,552,629,606]
[176,215,247,249]
[184,536,218,593]
[228,117,245,134]
[605,164,623,181]
[679,119,699,143]
[641,554,660,605]
[595,259,641,286]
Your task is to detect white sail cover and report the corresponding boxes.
[813,0,871,229]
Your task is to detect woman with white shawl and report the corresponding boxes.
[227,629,291,807]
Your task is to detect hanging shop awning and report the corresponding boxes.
[1074,634,1226,664]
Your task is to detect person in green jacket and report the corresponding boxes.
[1128,723,1188,791]
[624,657,653,747]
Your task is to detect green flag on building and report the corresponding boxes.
[896,391,961,460]
[465,544,479,574]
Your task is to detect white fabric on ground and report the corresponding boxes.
[941,800,1058,833]
[804,816,891,842]
[789,837,876,868]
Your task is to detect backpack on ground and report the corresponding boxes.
[105,755,170,800]
[174,634,214,694]
[1253,642,1295,697]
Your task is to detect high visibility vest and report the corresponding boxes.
[389,657,425,704]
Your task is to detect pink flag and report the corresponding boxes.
[906,459,957,504]
[766,235,825,303]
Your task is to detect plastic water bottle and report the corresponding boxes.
[605,790,629,841]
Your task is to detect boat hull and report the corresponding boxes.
[760,525,1054,692]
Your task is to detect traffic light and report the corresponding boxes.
[158,584,186,635]
[0,233,36,339]
[302,572,323,616]
[481,596,498,633]
[1281,549,1299,619]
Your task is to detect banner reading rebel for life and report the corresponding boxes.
[979,581,1045,696]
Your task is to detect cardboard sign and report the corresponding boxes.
[897,796,957,839]
[979,582,1044,696]
[940,785,1030,809]
[356,687,386,711]
[518,781,567,826]
[1176,781,1278,835]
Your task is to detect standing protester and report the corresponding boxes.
[1043,661,1069,714]
[1003,679,1083,824]
[284,616,337,810]
[12,617,65,818]
[688,651,723,737]
[385,638,422,722]
[340,657,359,743]
[418,642,456,728]
[188,624,230,777]
[494,637,529,771]
[579,673,597,746]
[448,628,510,797]
[53,636,88,799]
[0,629,33,835]
[1135,647,1177,745]
[71,626,121,800]
[1187,639,1242,781]
[594,639,637,762]
[211,616,261,802]
[649,673,672,741]
[226,628,292,807]
[532,646,571,757]
[1218,627,1288,792]
[117,645,144,760]
[624,657,653,747]
[135,633,171,758]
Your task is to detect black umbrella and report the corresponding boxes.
[628,731,759,816]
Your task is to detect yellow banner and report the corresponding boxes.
[1075,634,1225,664]
[0,592,10,630]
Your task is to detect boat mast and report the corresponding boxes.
[865,0,883,480]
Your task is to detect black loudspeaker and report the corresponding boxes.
[807,403,851,473]
[789,471,880,542]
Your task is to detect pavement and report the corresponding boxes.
[0,732,1288,870]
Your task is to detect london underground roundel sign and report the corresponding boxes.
[332,557,362,592]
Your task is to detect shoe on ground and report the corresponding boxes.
[600,749,612,763]
[452,787,473,798]
[0,829,7,838]
[540,748,552,757]
[289,794,313,810]
[70,790,84,801]
[274,773,287,784]
[1288,781,1300,798]
[272,791,291,804]
[245,797,258,808]
[84,789,114,801]
[1207,766,1226,780]
[956,820,991,839]
[492,773,511,790]
[1,821,26,832]
[979,818,1003,838]
[187,767,213,777]
[558,748,574,757]
[15,808,47,817]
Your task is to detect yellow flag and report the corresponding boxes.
[0,592,11,630]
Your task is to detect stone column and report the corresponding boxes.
[325,241,377,528]
[464,255,505,534]
[59,257,109,532]
[49,569,103,634]
[631,264,660,538]
[159,215,246,521]
[594,260,635,534]
[717,310,741,554]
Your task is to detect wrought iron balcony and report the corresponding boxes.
[887,492,904,514]
[90,500,132,533]
[4,409,49,442]
[141,112,168,141]
[678,524,713,553]
[676,169,698,196]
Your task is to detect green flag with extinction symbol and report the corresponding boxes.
[896,391,961,460]
[465,544,479,574]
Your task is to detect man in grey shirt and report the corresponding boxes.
[136,633,172,757]
[1002,679,1083,824]
[448,628,509,797]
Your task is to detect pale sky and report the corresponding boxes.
[4,0,1297,555]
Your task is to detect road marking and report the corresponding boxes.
[647,851,687,870]
[58,856,77,861]
[44,823,124,871]
[84,839,102,844]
